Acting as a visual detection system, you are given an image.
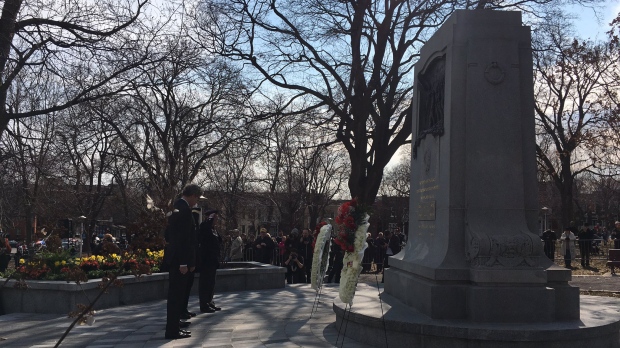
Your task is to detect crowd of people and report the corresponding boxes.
[542,220,620,268]
[219,225,407,285]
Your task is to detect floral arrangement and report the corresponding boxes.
[310,221,332,291]
[311,221,327,250]
[8,249,164,281]
[333,199,367,252]
[334,198,370,305]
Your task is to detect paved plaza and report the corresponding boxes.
[0,275,618,348]
[0,283,373,348]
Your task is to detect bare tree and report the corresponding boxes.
[204,137,259,232]
[192,0,586,205]
[95,38,251,207]
[53,106,117,252]
[253,114,348,230]
[1,114,57,245]
[0,0,153,136]
[533,14,620,228]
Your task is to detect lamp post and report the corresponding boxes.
[76,216,86,258]
[402,208,409,242]
[541,207,549,233]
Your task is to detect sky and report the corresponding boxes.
[385,1,620,170]
[569,0,619,40]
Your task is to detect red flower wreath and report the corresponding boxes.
[333,198,368,253]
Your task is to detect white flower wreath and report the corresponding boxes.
[338,214,369,305]
[310,223,332,290]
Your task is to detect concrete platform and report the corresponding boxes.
[0,284,371,348]
[334,283,620,348]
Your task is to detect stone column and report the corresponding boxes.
[384,10,579,322]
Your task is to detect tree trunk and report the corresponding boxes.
[0,0,24,137]
[557,156,574,229]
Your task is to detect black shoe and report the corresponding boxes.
[208,302,221,311]
[186,311,197,317]
[200,307,215,313]
[165,331,191,339]
[180,329,191,335]
[179,321,191,328]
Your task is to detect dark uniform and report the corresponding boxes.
[163,198,197,338]
[198,214,222,311]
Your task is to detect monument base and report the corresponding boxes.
[384,264,580,322]
[333,284,620,348]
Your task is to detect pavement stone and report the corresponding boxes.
[0,284,372,348]
[1,275,618,347]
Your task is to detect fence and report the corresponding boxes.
[240,239,615,268]
[544,238,613,262]
[239,248,286,266]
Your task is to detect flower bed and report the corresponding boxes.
[0,262,285,314]
[10,249,163,281]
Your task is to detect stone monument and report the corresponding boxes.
[384,9,578,323]
[333,9,620,348]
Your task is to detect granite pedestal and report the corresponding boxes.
[334,284,620,348]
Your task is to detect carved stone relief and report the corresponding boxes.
[413,55,445,159]
[466,232,539,268]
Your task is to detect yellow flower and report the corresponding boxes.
[111,253,117,259]
[146,249,151,253]
[61,260,66,266]
[19,258,25,265]
[54,261,60,267]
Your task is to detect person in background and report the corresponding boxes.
[229,229,244,262]
[275,230,284,244]
[395,227,406,245]
[560,227,576,269]
[0,232,12,273]
[611,221,620,249]
[578,223,594,268]
[374,232,386,273]
[298,229,314,283]
[384,230,400,270]
[244,234,255,261]
[362,232,374,273]
[278,235,287,266]
[541,229,557,260]
[253,228,275,264]
[284,248,305,284]
[327,240,344,283]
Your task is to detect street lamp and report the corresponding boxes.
[541,207,549,233]
[76,216,86,258]
[402,208,409,242]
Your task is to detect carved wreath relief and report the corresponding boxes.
[467,233,538,268]
[484,62,505,85]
